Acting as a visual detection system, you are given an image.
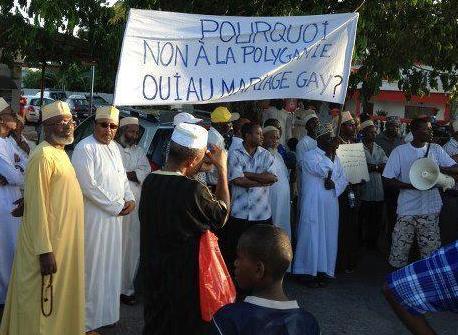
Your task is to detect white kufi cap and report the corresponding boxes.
[262,126,280,134]
[171,123,208,149]
[120,117,139,127]
[359,120,375,131]
[173,112,202,126]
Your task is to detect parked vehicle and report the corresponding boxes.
[34,90,67,101]
[66,108,210,171]
[66,95,95,121]
[23,96,55,123]
[85,94,110,108]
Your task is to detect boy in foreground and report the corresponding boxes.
[211,225,320,335]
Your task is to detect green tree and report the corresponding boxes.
[104,0,458,103]
[22,69,53,88]
[2,0,457,103]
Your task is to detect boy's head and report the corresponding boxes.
[235,224,292,291]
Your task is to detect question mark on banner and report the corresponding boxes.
[333,75,343,97]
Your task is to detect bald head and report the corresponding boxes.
[238,224,292,280]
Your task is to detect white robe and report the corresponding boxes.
[0,138,23,304]
[116,143,150,296]
[293,147,347,277]
[6,135,29,173]
[269,150,291,239]
[72,135,134,331]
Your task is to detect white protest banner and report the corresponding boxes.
[113,10,358,106]
[336,143,370,184]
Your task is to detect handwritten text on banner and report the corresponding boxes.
[114,10,358,106]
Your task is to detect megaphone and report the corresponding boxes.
[409,158,455,191]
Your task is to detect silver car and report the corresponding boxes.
[66,108,210,170]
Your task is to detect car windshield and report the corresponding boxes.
[50,92,67,101]
[93,97,108,105]
[30,98,53,106]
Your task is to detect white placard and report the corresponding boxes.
[336,143,369,184]
[113,10,358,106]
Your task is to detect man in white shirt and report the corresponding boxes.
[262,126,291,240]
[383,117,458,268]
[296,110,319,165]
[294,123,347,286]
[6,115,30,172]
[295,110,320,217]
[0,103,23,305]
[359,120,388,250]
[115,117,151,306]
[72,106,135,334]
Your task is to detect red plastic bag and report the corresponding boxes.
[199,230,236,321]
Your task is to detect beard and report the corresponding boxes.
[49,133,74,145]
[119,134,135,147]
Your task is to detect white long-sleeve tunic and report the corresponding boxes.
[72,135,134,331]
[0,138,23,304]
[269,150,291,240]
[116,143,150,296]
[293,147,348,277]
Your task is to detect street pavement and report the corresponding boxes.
[100,250,458,335]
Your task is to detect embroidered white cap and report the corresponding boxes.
[96,106,119,124]
[42,101,72,121]
[171,123,208,149]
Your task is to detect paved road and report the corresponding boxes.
[99,251,458,335]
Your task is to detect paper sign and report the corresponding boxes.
[336,143,369,184]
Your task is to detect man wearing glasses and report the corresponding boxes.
[72,106,135,335]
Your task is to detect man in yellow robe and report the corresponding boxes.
[0,101,85,335]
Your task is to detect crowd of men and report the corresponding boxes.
[0,96,457,335]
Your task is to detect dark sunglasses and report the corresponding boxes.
[96,122,118,130]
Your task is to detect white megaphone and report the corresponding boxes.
[409,158,455,191]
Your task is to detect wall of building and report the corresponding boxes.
[371,100,445,120]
